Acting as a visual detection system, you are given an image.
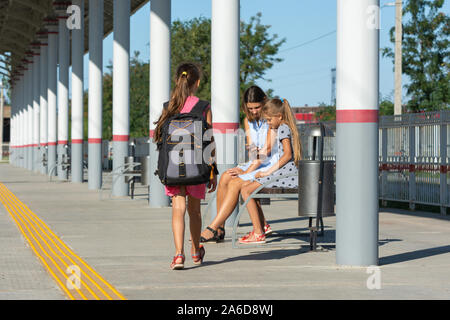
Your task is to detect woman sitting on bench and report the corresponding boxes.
[200,98,302,244]
[200,86,275,243]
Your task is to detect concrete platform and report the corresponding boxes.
[0,163,449,300]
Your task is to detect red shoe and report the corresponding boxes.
[192,245,205,265]
[240,231,254,242]
[239,232,266,244]
[264,224,273,236]
[170,254,185,270]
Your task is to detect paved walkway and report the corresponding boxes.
[0,163,449,300]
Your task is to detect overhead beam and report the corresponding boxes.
[0,65,11,73]
[7,9,44,30]
[0,70,10,78]
[14,0,50,16]
[1,30,32,47]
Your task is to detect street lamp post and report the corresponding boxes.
[384,1,403,115]
[394,0,402,115]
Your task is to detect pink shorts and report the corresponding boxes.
[165,184,206,200]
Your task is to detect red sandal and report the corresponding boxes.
[239,232,266,244]
[170,254,185,270]
[192,245,205,265]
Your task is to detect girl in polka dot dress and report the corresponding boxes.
[239,98,302,244]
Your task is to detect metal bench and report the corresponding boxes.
[231,173,315,249]
[203,172,326,249]
[99,161,142,200]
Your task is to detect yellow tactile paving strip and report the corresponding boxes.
[0,183,126,300]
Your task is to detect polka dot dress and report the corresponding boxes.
[255,124,298,189]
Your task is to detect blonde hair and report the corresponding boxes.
[262,98,302,165]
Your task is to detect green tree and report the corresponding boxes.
[129,52,150,138]
[382,0,450,112]
[314,103,336,121]
[239,13,286,96]
[92,13,285,140]
[100,52,150,140]
[379,95,395,116]
[171,13,286,122]
[171,17,212,102]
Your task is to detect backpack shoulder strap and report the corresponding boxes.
[190,100,210,117]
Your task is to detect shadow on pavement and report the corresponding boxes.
[201,247,309,267]
[380,245,450,266]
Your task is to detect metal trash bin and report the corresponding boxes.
[140,155,150,186]
[298,122,335,250]
[298,161,334,217]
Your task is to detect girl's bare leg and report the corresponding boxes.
[171,187,187,255]
[255,200,268,228]
[241,182,265,234]
[216,172,233,236]
[216,172,233,215]
[187,195,202,254]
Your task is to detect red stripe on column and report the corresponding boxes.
[48,142,57,146]
[58,140,68,145]
[149,130,154,138]
[113,135,130,142]
[72,139,83,144]
[336,110,378,123]
[212,123,240,133]
[88,138,102,144]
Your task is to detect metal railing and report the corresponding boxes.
[236,110,450,214]
[379,111,449,214]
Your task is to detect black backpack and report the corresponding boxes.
[155,100,214,186]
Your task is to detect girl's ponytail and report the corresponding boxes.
[280,99,302,165]
[153,63,202,142]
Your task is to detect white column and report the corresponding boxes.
[26,63,33,171]
[112,0,131,196]
[71,0,85,183]
[32,50,40,172]
[48,30,58,176]
[149,0,171,207]
[70,0,84,183]
[211,0,240,224]
[336,0,379,266]
[20,96,25,168]
[9,84,14,165]
[20,76,26,169]
[16,83,20,166]
[40,41,48,174]
[58,16,70,180]
[88,0,104,190]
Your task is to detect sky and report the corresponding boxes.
[72,0,449,107]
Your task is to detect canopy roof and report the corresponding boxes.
[0,0,148,83]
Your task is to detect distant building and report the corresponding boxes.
[291,105,326,123]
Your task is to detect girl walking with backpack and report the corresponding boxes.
[153,63,217,270]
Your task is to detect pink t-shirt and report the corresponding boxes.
[164,96,210,200]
